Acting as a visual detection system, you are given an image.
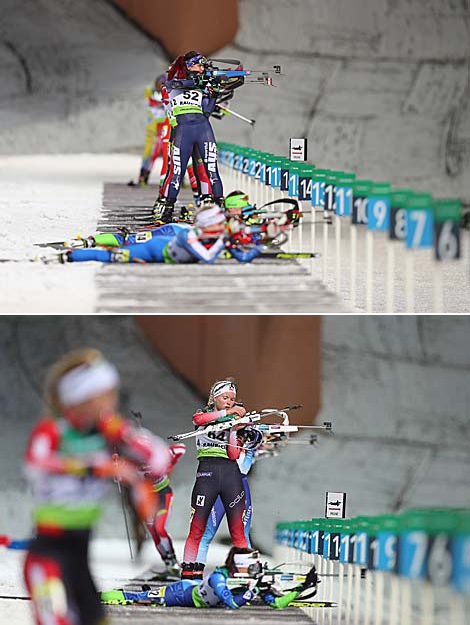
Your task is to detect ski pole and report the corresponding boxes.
[113,452,134,561]
[217,105,255,126]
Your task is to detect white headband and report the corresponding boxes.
[57,359,119,407]
[213,380,237,398]
[195,206,225,228]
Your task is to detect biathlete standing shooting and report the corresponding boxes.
[181,378,249,579]
[155,51,224,224]
[196,425,263,565]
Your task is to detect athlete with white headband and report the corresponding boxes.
[100,546,318,609]
[180,377,251,580]
[196,421,263,566]
[49,204,261,265]
[23,348,172,625]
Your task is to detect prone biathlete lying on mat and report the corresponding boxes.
[49,205,262,265]
[100,547,318,610]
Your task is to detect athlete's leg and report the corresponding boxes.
[187,157,199,195]
[71,541,105,625]
[24,551,75,625]
[192,144,212,198]
[158,122,172,197]
[160,123,194,203]
[146,486,176,562]
[149,120,168,180]
[183,460,222,563]
[67,236,171,263]
[24,533,105,625]
[196,495,225,564]
[219,461,249,549]
[67,248,114,263]
[241,475,252,547]
[195,119,223,202]
[139,119,158,183]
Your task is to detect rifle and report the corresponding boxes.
[229,562,320,601]
[203,57,283,87]
[169,404,332,442]
[168,405,300,441]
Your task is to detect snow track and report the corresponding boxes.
[0,155,348,313]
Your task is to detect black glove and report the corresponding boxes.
[255,578,271,593]
[300,565,318,590]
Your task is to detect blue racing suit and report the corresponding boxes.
[67,226,261,264]
[109,568,256,609]
[160,76,223,202]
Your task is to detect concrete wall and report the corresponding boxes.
[0,0,168,154]
[217,0,470,204]
[251,315,470,551]
[1,1,468,203]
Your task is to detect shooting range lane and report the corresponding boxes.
[94,183,349,313]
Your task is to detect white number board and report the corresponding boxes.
[289,138,308,162]
[325,491,347,519]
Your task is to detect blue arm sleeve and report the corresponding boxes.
[210,572,256,609]
[166,78,200,90]
[202,95,217,115]
[229,246,261,263]
[178,230,225,264]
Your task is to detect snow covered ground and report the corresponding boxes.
[0,153,349,314]
[0,154,140,313]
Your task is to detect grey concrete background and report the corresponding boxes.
[1,316,469,554]
[0,0,469,205]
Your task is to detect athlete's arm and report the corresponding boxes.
[24,419,111,476]
[229,246,261,263]
[227,430,241,460]
[184,232,226,264]
[210,571,256,609]
[193,405,246,426]
[166,78,201,90]
[260,588,302,609]
[193,409,229,426]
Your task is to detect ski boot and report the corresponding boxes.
[39,250,71,265]
[192,193,202,207]
[100,590,129,605]
[152,198,175,225]
[180,562,205,581]
[193,562,205,580]
[178,206,193,223]
[200,194,214,207]
[63,235,95,249]
[180,562,193,579]
[138,167,150,187]
[163,552,181,579]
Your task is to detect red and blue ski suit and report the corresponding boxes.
[160,76,223,203]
